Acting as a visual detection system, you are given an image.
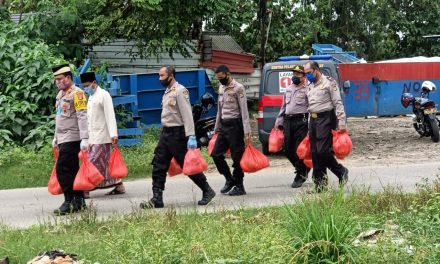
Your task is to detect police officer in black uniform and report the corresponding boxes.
[275,65,310,188]
[140,66,216,208]
[51,64,89,215]
[211,65,251,196]
[304,61,349,192]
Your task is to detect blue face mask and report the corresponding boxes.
[84,86,94,97]
[306,72,316,83]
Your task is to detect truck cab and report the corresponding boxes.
[257,55,343,154]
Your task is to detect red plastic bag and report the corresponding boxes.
[208,133,218,156]
[208,133,231,156]
[74,150,104,190]
[332,130,353,160]
[240,139,270,173]
[168,157,183,177]
[303,159,313,169]
[297,135,311,160]
[183,148,208,175]
[268,128,284,153]
[48,147,63,195]
[108,144,128,179]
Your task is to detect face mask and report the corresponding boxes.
[306,72,316,83]
[292,76,301,85]
[55,77,69,90]
[84,86,94,96]
[160,76,171,88]
[219,76,229,86]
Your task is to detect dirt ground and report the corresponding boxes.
[249,115,440,168]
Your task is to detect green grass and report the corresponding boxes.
[0,128,214,190]
[1,184,440,263]
[284,190,357,263]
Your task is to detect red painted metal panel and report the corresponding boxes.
[339,62,440,81]
[261,95,283,107]
[202,49,254,73]
[202,62,254,73]
[211,49,254,63]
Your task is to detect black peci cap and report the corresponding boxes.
[80,72,96,83]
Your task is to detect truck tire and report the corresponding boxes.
[429,118,439,142]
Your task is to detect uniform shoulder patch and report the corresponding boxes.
[235,85,245,98]
[73,90,87,111]
[76,91,84,100]
[182,89,190,100]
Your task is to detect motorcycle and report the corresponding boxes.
[193,92,216,147]
[401,80,440,142]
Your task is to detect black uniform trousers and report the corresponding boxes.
[56,141,83,199]
[309,110,345,185]
[211,118,245,186]
[284,114,310,180]
[151,126,210,191]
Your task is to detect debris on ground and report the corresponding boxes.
[27,250,78,264]
[352,228,384,245]
[352,220,415,255]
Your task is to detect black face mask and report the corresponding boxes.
[292,76,301,85]
[160,76,171,88]
[219,76,229,86]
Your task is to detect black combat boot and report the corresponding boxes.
[291,174,306,188]
[54,193,74,215]
[71,192,87,212]
[228,178,246,196]
[213,156,235,194]
[338,167,349,187]
[220,178,235,194]
[140,188,164,209]
[228,185,246,196]
[198,186,216,205]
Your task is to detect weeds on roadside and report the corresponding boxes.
[283,190,357,263]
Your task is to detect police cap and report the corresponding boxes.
[52,64,71,76]
[292,65,305,74]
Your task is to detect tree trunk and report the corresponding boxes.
[259,0,267,66]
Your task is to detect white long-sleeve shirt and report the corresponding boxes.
[87,86,118,144]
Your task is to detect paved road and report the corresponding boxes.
[1,162,439,228]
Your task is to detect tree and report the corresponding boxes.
[389,0,440,58]
[8,0,236,62]
[0,18,64,149]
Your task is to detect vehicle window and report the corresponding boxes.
[264,66,334,95]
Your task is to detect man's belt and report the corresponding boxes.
[310,110,332,119]
[285,113,308,119]
[221,118,241,125]
[162,126,184,132]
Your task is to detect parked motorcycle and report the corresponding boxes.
[401,81,440,142]
[193,93,216,147]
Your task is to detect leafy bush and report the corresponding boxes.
[0,18,64,150]
[284,191,357,263]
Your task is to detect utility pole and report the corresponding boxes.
[260,0,267,67]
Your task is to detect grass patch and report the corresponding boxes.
[284,191,357,263]
[1,185,440,263]
[0,128,214,190]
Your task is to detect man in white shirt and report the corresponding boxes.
[80,72,126,197]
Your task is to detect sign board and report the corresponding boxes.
[279,72,293,93]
